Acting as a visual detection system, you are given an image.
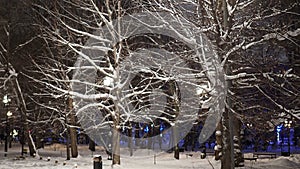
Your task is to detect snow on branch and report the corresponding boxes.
[255,85,300,121]
[263,28,300,41]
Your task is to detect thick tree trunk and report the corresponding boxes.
[222,52,235,169]
[67,97,78,158]
[89,138,96,152]
[215,121,223,160]
[173,124,179,160]
[36,131,43,149]
[22,114,34,157]
[169,80,180,160]
[112,90,121,165]
[66,132,70,160]
[221,108,234,169]
[112,127,121,165]
[233,117,243,167]
[220,0,235,167]
[69,122,78,158]
[112,92,121,164]
[65,113,70,160]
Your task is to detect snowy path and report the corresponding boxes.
[0,144,299,169]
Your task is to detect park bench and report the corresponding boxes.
[186,153,193,158]
[206,151,215,156]
[253,152,276,159]
[243,157,257,162]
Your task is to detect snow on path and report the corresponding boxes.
[0,145,300,169]
[0,152,220,169]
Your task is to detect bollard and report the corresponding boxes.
[93,155,102,169]
[107,144,112,160]
[200,147,206,159]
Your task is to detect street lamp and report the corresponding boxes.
[286,120,292,155]
[3,94,11,157]
[7,111,13,148]
[281,119,292,156]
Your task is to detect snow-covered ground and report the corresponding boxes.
[0,144,299,169]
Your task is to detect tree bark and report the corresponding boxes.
[173,124,179,160]
[89,138,96,152]
[221,0,234,168]
[215,121,223,160]
[65,112,70,160]
[12,78,35,156]
[68,97,78,158]
[222,48,234,169]
[233,117,243,167]
[221,60,235,169]
[69,123,78,158]
[221,108,234,169]
[112,70,121,165]
[112,126,121,165]
[112,8,122,162]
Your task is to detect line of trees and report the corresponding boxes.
[0,0,299,169]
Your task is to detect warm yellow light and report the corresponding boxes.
[7,111,12,117]
[3,95,11,104]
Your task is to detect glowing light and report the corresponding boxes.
[144,125,149,133]
[6,111,12,117]
[276,124,283,143]
[160,123,164,132]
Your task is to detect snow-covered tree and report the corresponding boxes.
[32,0,226,165]
[0,0,40,156]
[20,0,299,169]
[187,0,300,168]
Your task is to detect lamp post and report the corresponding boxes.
[7,111,13,148]
[285,120,292,156]
[281,119,292,156]
[3,94,11,157]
